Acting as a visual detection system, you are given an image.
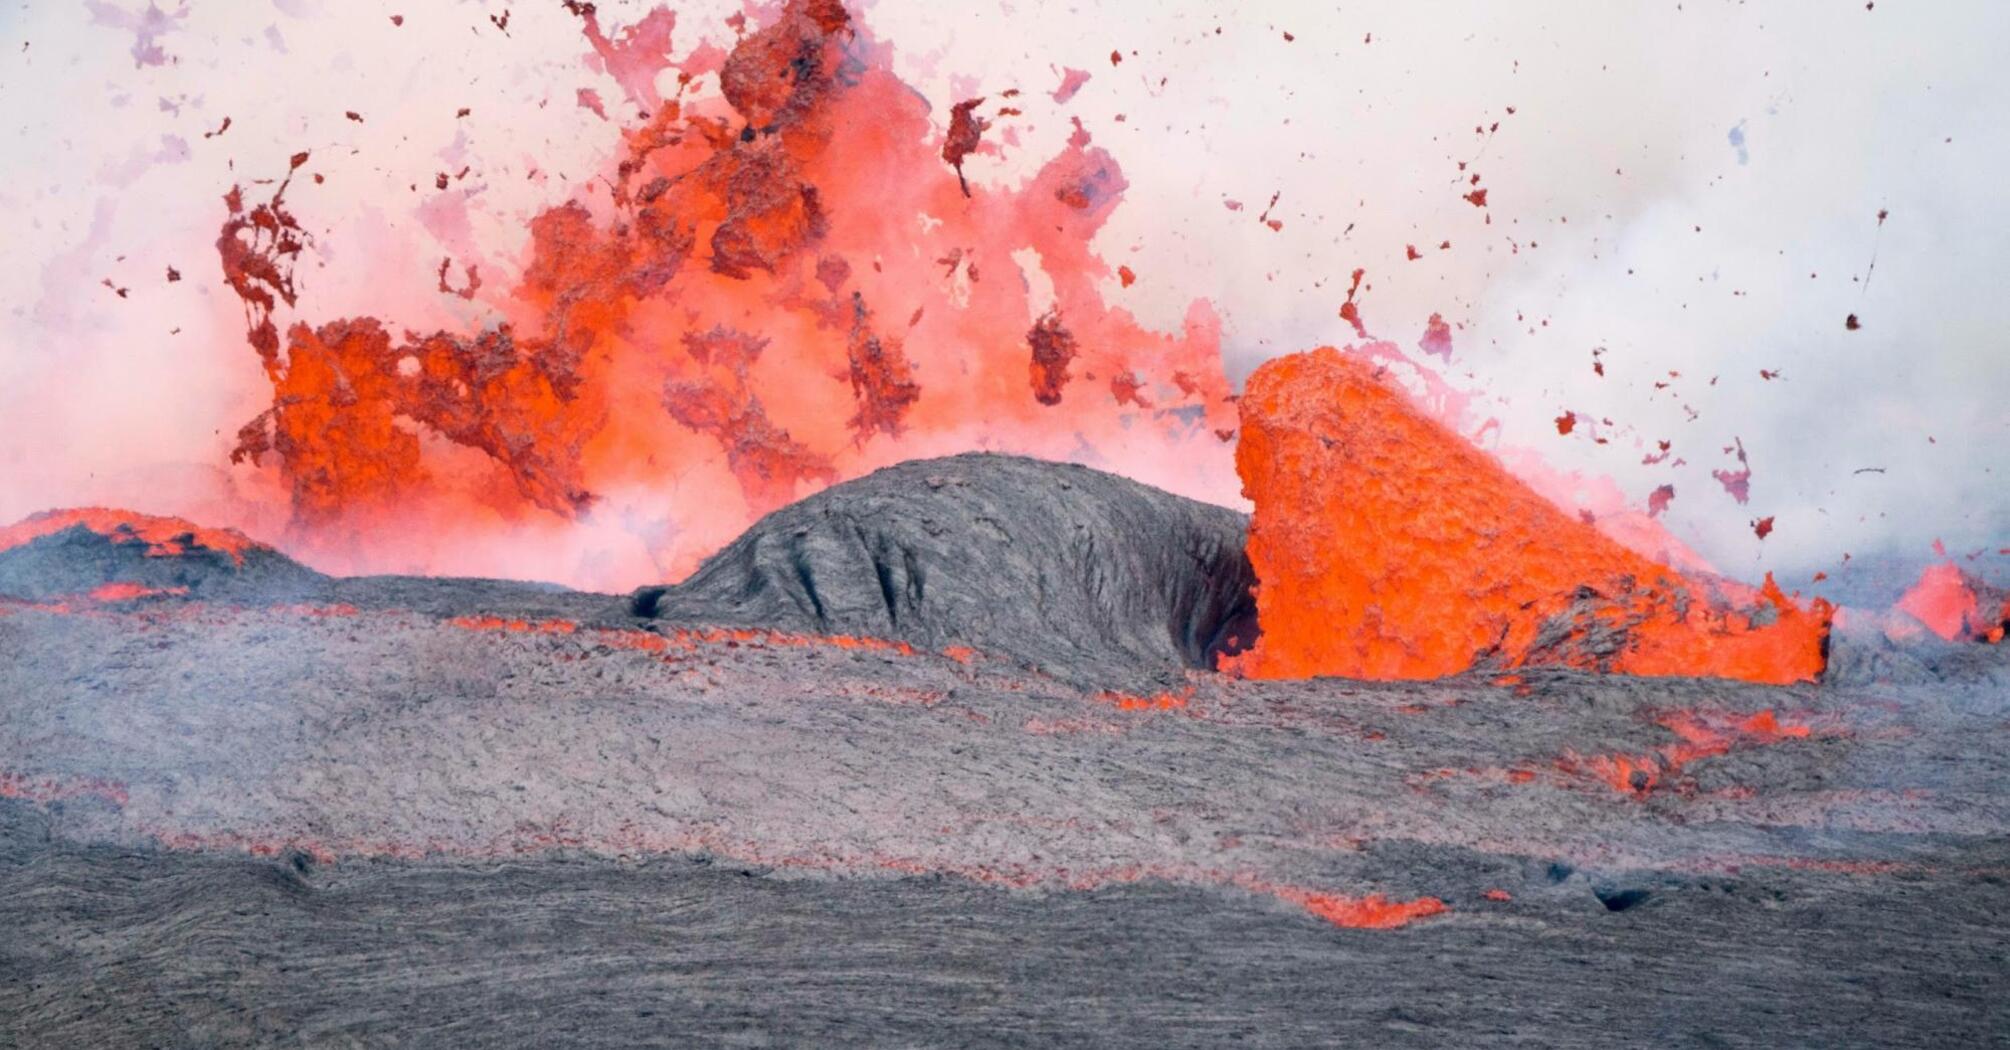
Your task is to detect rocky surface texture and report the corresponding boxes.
[635,452,1258,681]
[0,508,325,603]
[2,455,2006,1047]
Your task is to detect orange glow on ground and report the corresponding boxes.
[1556,708,1818,796]
[446,615,579,635]
[0,770,130,808]
[1092,688,1193,711]
[942,645,979,664]
[1262,885,1449,929]
[86,582,190,602]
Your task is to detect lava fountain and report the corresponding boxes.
[218,0,1237,589]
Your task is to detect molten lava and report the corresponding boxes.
[1277,889,1448,930]
[1895,562,2008,643]
[1223,347,1830,684]
[1556,708,1818,797]
[1092,688,1193,711]
[218,0,1236,588]
[35,0,1911,694]
[0,508,265,565]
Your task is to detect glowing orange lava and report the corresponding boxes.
[86,582,189,602]
[0,508,265,565]
[447,615,579,635]
[1092,688,1193,711]
[1222,347,1830,684]
[218,0,1236,588]
[1556,707,1818,796]
[1256,883,1449,929]
[1895,562,2007,643]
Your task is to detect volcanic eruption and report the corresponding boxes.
[3,2,2007,1046]
[214,0,1239,588]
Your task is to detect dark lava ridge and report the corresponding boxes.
[633,453,1259,679]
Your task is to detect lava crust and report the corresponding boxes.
[2,465,2006,1048]
[632,453,1258,678]
[0,508,324,603]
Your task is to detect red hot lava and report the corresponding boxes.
[1224,348,1831,684]
[0,508,265,566]
[29,0,1947,692]
[1896,562,2009,644]
[217,0,1237,587]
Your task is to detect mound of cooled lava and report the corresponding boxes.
[633,452,1257,680]
[4,454,2009,1047]
[0,508,323,603]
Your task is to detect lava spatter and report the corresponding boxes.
[0,508,266,565]
[215,154,311,367]
[1027,309,1079,405]
[1896,562,2009,643]
[215,0,1237,588]
[663,325,836,515]
[843,293,922,440]
[1223,347,1830,684]
[942,97,989,196]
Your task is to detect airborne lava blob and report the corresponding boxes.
[218,0,1237,588]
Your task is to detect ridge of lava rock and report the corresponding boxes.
[0,509,324,603]
[631,452,1258,679]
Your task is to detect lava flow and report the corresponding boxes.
[1556,708,1819,796]
[1224,347,1831,684]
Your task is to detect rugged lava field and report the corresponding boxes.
[3,456,2007,1047]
